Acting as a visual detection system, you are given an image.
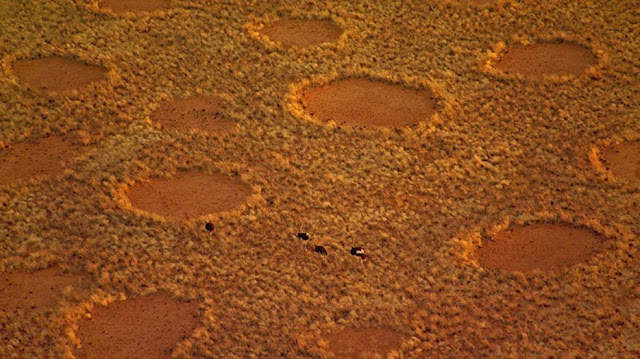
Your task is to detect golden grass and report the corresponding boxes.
[1,0,639,357]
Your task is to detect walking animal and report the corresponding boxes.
[350,246,367,265]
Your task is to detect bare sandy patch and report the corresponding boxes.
[476,223,606,272]
[261,19,343,47]
[75,293,199,359]
[495,43,596,78]
[12,57,108,94]
[600,142,640,187]
[325,328,405,358]
[0,268,83,312]
[302,78,437,128]
[151,95,236,134]
[126,171,252,221]
[100,0,172,14]
[0,136,81,187]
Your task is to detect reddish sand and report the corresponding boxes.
[100,0,172,14]
[0,269,82,312]
[302,79,437,128]
[12,57,107,93]
[126,172,252,221]
[75,293,199,359]
[325,328,405,358]
[261,19,343,47]
[0,136,81,186]
[476,223,606,272]
[600,142,640,187]
[151,95,236,133]
[496,43,597,78]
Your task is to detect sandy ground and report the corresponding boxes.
[74,293,199,358]
[495,43,597,78]
[151,95,237,134]
[12,57,107,94]
[0,136,81,186]
[476,223,607,272]
[601,142,640,188]
[125,171,253,221]
[0,268,83,312]
[0,0,638,357]
[302,79,437,128]
[325,328,405,359]
[261,19,343,48]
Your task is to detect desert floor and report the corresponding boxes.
[0,0,639,358]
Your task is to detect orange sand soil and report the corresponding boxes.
[125,171,252,221]
[0,136,81,187]
[302,78,437,128]
[0,268,83,312]
[151,95,237,134]
[100,0,172,14]
[12,57,108,94]
[261,19,343,48]
[495,43,597,78]
[475,223,607,272]
[325,327,405,358]
[600,141,640,187]
[75,293,199,359]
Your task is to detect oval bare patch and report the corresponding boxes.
[261,19,343,47]
[495,43,596,78]
[302,79,437,128]
[0,136,81,187]
[600,142,640,187]
[75,293,199,359]
[100,0,172,14]
[151,96,236,134]
[125,172,252,221]
[12,57,108,94]
[0,269,83,312]
[325,328,404,358]
[476,223,606,272]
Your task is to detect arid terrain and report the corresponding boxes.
[0,0,638,358]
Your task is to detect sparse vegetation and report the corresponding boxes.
[0,0,638,357]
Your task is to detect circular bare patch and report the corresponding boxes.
[75,293,199,359]
[0,269,82,312]
[12,57,108,93]
[495,43,596,78]
[302,79,437,128]
[261,19,343,47]
[324,328,404,358]
[600,142,640,187]
[476,223,606,272]
[100,0,172,14]
[125,172,252,221]
[0,136,81,187]
[151,96,236,134]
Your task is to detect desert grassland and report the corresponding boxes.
[0,0,639,357]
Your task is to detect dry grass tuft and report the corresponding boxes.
[0,0,638,357]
